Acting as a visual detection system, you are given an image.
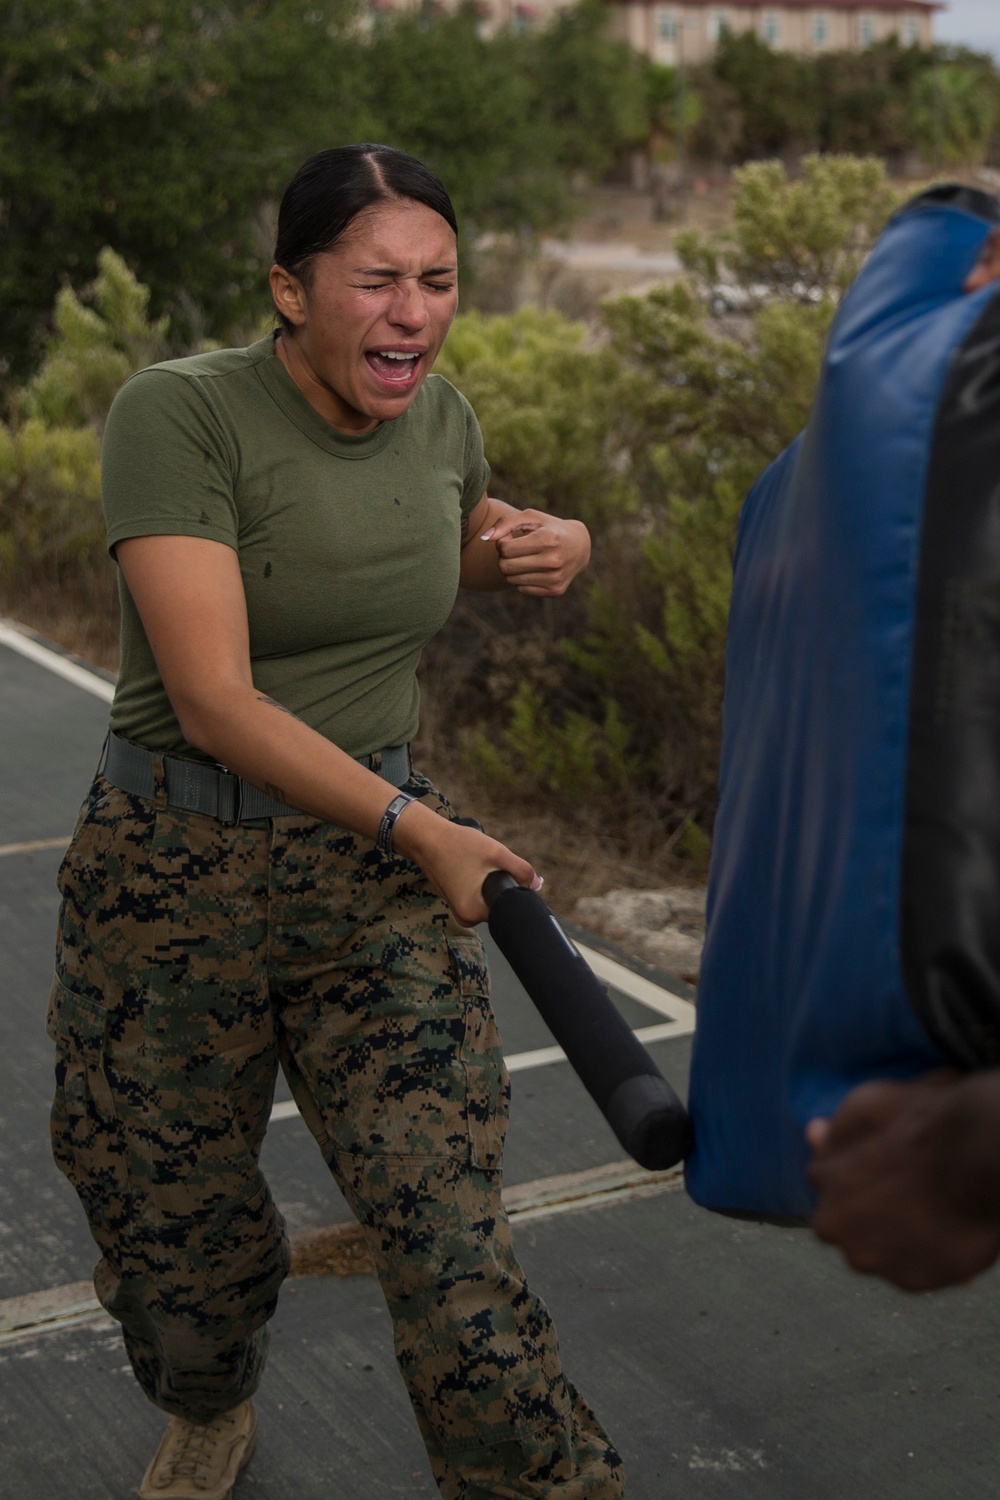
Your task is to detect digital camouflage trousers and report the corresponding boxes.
[48,764,625,1499]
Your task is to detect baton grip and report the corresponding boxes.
[481,872,692,1171]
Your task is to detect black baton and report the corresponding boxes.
[482,870,693,1171]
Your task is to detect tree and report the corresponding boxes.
[815,39,928,158]
[1,0,662,384]
[19,248,170,431]
[675,153,903,307]
[527,0,650,179]
[0,0,373,380]
[907,57,999,167]
[361,8,568,239]
[438,158,904,844]
[435,306,639,521]
[708,31,820,159]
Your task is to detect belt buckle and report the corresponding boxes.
[216,768,243,826]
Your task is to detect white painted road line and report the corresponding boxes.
[0,1282,112,1347]
[504,1158,684,1223]
[1,618,695,1124]
[270,1099,305,1123]
[0,1160,682,1346]
[0,619,115,702]
[269,1020,691,1124]
[0,837,72,859]
[487,1019,691,1077]
[577,942,696,1026]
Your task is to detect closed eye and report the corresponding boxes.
[354,279,455,293]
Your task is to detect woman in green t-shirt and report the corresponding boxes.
[49,144,624,1500]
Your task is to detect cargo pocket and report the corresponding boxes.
[122,993,271,1231]
[48,975,133,1243]
[448,936,509,1171]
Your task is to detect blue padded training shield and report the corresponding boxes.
[686,186,1000,1219]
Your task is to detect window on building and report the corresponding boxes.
[811,11,829,48]
[858,12,876,47]
[657,6,677,42]
[709,9,730,43]
[761,10,781,46]
[902,16,920,46]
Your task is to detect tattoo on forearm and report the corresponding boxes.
[256,692,299,720]
[255,694,298,802]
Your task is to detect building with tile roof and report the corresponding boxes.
[369,0,940,55]
[606,0,940,64]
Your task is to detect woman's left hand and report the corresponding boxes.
[482,510,591,597]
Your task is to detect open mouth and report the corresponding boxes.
[366,349,423,387]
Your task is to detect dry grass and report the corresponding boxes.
[2,597,706,926]
[564,177,735,250]
[1,590,681,918]
[289,1221,375,1278]
[412,718,699,920]
[0,584,120,674]
[3,181,726,913]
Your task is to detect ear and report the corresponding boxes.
[269,264,308,328]
[964,227,1000,294]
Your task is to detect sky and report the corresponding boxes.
[935,0,1000,59]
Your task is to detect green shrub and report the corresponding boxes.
[438,307,639,523]
[0,250,168,605]
[675,154,903,306]
[0,420,102,583]
[907,63,999,167]
[3,155,908,870]
[432,156,902,850]
[19,249,170,431]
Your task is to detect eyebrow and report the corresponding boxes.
[353,264,457,277]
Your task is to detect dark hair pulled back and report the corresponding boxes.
[273,144,458,330]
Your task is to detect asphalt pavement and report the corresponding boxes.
[2,619,1000,1499]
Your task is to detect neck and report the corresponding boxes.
[273,331,380,435]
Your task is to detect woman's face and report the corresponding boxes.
[270,198,458,434]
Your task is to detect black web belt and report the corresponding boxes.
[102,730,412,826]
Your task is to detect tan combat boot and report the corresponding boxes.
[138,1398,257,1499]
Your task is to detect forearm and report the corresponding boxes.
[176,683,443,859]
[115,533,538,925]
[459,496,520,591]
[176,682,536,921]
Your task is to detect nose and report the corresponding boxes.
[387,277,431,332]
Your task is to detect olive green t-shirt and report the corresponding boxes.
[102,334,490,760]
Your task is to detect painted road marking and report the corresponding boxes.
[8,839,693,1129]
[578,942,695,1026]
[0,617,697,1123]
[504,1157,684,1224]
[0,1159,683,1347]
[9,845,693,1132]
[269,1017,687,1123]
[0,1283,109,1347]
[0,620,115,703]
[0,837,72,858]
